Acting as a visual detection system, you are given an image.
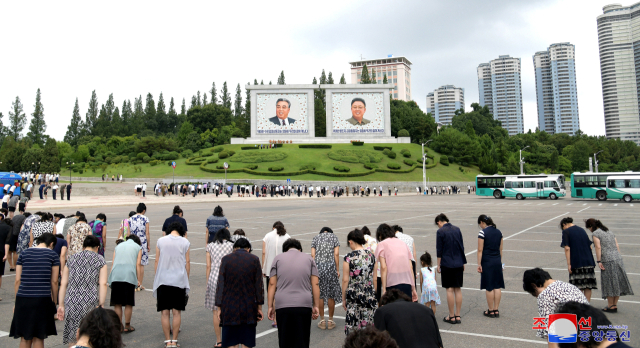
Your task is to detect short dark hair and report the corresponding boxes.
[351,98,366,107]
[36,233,57,248]
[343,326,399,348]
[559,216,574,229]
[347,229,366,245]
[167,221,186,237]
[213,228,231,244]
[391,225,402,233]
[379,288,411,306]
[376,223,395,242]
[173,205,183,215]
[420,251,433,271]
[283,238,302,252]
[361,226,371,236]
[233,237,252,251]
[54,213,65,220]
[276,98,291,108]
[77,307,123,348]
[96,213,107,222]
[233,229,246,236]
[126,234,142,246]
[556,301,617,348]
[129,211,136,218]
[522,268,553,296]
[320,227,333,234]
[77,215,88,223]
[273,221,287,236]
[213,205,224,217]
[83,235,101,249]
[434,213,449,225]
[136,203,146,214]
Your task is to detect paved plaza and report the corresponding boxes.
[1,193,638,348]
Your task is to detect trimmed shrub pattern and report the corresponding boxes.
[299,144,332,149]
[387,163,401,170]
[374,146,392,151]
[268,165,284,171]
[403,159,416,166]
[231,152,288,163]
[334,165,351,172]
[440,157,449,166]
[351,141,364,146]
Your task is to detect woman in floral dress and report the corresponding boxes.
[129,203,150,290]
[311,227,341,330]
[341,229,378,335]
[204,228,234,347]
[16,212,41,254]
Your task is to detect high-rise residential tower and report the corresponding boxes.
[597,3,640,144]
[350,56,412,101]
[477,55,524,135]
[426,85,465,125]
[533,43,580,135]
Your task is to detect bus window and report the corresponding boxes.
[544,181,558,188]
[608,180,618,188]
[574,175,585,187]
[598,176,607,186]
[505,181,512,188]
[587,176,598,186]
[513,182,523,188]
[630,180,640,188]
[524,181,535,188]
[558,176,565,187]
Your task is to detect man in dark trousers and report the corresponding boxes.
[39,183,45,199]
[66,183,72,200]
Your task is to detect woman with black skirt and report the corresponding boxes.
[10,233,60,347]
[476,215,504,318]
[560,217,597,302]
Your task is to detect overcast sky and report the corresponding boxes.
[0,0,618,141]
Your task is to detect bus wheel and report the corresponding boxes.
[493,190,502,199]
[623,195,632,203]
[516,193,523,200]
[596,191,607,201]
[549,193,557,200]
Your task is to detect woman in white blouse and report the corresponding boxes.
[261,221,291,328]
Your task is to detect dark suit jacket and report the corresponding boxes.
[269,116,296,126]
[216,249,264,325]
[374,299,443,348]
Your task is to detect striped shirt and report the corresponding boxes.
[16,247,60,297]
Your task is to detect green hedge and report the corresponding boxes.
[186,157,207,165]
[374,146,392,151]
[207,157,218,164]
[231,152,287,163]
[387,163,401,170]
[375,164,419,173]
[216,164,229,169]
[149,160,160,166]
[364,163,378,170]
[387,151,396,159]
[199,162,375,177]
[268,165,284,172]
[334,165,351,172]
[328,149,383,164]
[299,144,332,149]
[440,157,449,166]
[245,165,258,170]
[403,159,416,166]
[241,146,260,150]
[218,151,229,159]
[351,141,364,146]
[425,162,438,169]
[212,146,225,153]
[299,164,317,170]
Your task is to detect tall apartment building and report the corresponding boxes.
[533,43,580,135]
[597,3,640,144]
[426,85,465,125]
[477,55,524,135]
[350,56,412,101]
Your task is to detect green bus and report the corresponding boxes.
[571,172,640,202]
[476,174,566,200]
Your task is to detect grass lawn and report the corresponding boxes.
[73,143,482,182]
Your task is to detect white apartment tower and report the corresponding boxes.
[597,3,640,144]
[350,56,412,101]
[533,43,580,135]
[477,55,524,135]
[426,85,465,125]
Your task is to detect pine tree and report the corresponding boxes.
[111,107,122,136]
[210,82,218,104]
[221,82,231,109]
[133,96,144,134]
[191,96,197,109]
[312,77,326,137]
[260,80,264,85]
[40,137,60,173]
[371,68,377,84]
[319,70,328,108]
[180,98,186,116]
[8,96,26,140]
[197,91,202,107]
[168,97,179,133]
[339,74,346,84]
[121,100,132,135]
[327,72,334,84]
[254,79,258,85]
[64,98,83,145]
[0,112,5,142]
[95,93,114,137]
[277,71,285,85]
[156,92,167,131]
[383,73,388,84]
[269,81,272,85]
[144,93,157,132]
[84,90,99,134]
[360,64,371,84]
[243,83,251,136]
[27,88,47,146]
[234,84,243,118]
[203,93,208,106]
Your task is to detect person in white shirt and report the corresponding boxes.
[52,184,59,200]
[316,186,321,197]
[142,183,147,197]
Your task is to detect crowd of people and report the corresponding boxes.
[3,174,72,202]
[1,204,634,348]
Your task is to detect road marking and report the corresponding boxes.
[583,203,587,205]
[615,204,618,207]
[552,203,559,206]
[465,212,568,256]
[577,207,590,213]
[439,329,545,345]
[567,203,573,205]
[502,249,640,257]
[256,329,277,338]
[466,263,640,276]
[631,204,634,207]
[0,331,8,338]
[599,204,602,206]
[537,203,544,205]
[507,238,640,246]
[453,286,640,304]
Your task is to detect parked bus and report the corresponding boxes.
[0,172,23,198]
[476,174,566,200]
[571,171,640,202]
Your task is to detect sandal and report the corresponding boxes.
[327,319,336,330]
[455,315,461,324]
[164,340,174,348]
[603,306,618,313]
[123,323,135,333]
[483,310,495,318]
[214,342,222,348]
[493,310,500,318]
[443,316,457,324]
[317,319,327,330]
[173,340,180,348]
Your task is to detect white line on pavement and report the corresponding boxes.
[453,286,640,304]
[507,238,640,246]
[577,207,590,213]
[0,331,8,338]
[502,249,640,257]
[439,329,546,345]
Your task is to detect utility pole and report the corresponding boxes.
[519,146,529,175]
[594,150,603,173]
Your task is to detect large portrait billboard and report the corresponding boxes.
[331,92,385,134]
[256,93,309,134]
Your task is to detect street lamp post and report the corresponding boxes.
[594,150,603,173]
[66,162,74,183]
[519,146,529,175]
[421,140,433,192]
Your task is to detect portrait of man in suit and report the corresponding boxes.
[347,98,371,125]
[269,98,296,126]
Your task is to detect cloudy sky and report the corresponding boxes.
[0,0,618,140]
